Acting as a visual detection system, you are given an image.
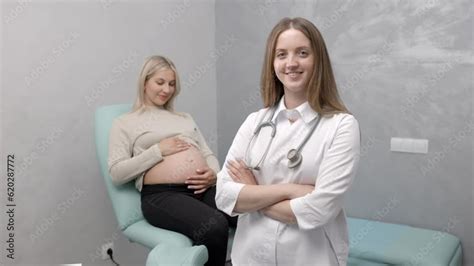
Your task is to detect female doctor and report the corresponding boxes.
[215,17,360,265]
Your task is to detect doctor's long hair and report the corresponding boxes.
[260,17,348,115]
[132,55,181,112]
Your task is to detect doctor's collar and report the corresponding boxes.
[275,96,319,124]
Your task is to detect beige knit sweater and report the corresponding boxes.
[108,106,220,191]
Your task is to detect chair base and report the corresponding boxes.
[146,244,208,266]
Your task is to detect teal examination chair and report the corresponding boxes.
[94,104,208,266]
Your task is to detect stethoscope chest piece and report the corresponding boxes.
[245,105,322,170]
[287,148,302,168]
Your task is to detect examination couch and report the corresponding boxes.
[216,217,463,266]
[347,217,463,266]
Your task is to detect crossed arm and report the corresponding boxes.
[226,159,314,224]
[217,114,360,229]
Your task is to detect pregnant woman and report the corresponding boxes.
[108,55,236,266]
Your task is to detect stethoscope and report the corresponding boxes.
[244,106,322,170]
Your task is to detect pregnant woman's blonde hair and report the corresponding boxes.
[133,55,182,112]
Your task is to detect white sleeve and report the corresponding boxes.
[290,115,360,230]
[215,112,258,216]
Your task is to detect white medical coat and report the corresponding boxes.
[216,97,360,266]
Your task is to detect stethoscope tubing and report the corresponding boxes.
[244,106,321,170]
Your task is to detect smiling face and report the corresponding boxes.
[143,69,176,107]
[273,28,314,101]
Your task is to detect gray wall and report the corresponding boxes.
[216,0,473,265]
[1,1,216,265]
[1,0,473,265]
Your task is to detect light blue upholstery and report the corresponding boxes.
[348,217,463,266]
[94,104,208,265]
[146,245,208,266]
[348,256,389,266]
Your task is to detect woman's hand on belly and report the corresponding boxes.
[185,167,217,194]
[144,146,209,185]
[159,136,192,156]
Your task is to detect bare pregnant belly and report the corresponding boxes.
[143,146,208,184]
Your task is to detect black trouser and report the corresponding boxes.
[141,184,237,266]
